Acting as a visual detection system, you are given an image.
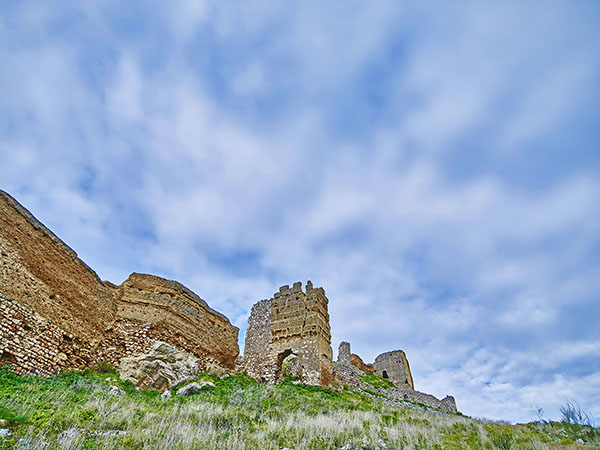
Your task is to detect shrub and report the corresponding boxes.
[94,360,117,374]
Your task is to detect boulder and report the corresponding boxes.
[175,380,215,396]
[107,385,125,396]
[119,341,200,391]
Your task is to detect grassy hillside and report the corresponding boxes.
[0,367,598,449]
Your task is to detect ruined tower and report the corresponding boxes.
[373,350,414,389]
[242,281,333,387]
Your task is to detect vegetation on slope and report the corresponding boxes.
[0,366,598,449]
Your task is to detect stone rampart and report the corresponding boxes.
[351,353,374,374]
[0,293,93,374]
[0,190,116,345]
[112,273,239,370]
[0,189,239,375]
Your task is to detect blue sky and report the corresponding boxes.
[1,1,599,423]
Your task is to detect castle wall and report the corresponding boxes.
[112,273,239,370]
[0,191,116,345]
[337,341,351,365]
[0,293,93,375]
[351,353,375,374]
[373,385,457,413]
[242,281,333,387]
[241,299,273,381]
[0,190,239,375]
[374,350,414,389]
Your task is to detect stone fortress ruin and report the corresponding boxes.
[0,189,457,413]
[240,281,333,387]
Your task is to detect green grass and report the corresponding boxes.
[359,372,396,390]
[1,367,598,449]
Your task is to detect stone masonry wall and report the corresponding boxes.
[351,353,375,374]
[337,341,351,366]
[0,190,116,345]
[373,385,457,413]
[0,293,93,375]
[373,350,414,389]
[112,273,239,370]
[0,189,239,375]
[241,299,273,381]
[242,281,333,387]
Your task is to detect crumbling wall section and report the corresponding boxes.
[241,299,273,380]
[0,190,117,345]
[113,273,239,370]
[0,189,240,376]
[242,281,333,387]
[351,354,375,374]
[373,385,457,413]
[0,293,94,375]
[374,350,414,389]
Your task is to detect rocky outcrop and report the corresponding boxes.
[175,380,215,396]
[0,189,239,376]
[119,341,199,391]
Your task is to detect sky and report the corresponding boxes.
[1,1,599,424]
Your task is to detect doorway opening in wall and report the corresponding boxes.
[382,370,389,379]
[275,349,300,382]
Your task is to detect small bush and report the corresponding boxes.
[490,429,514,449]
[94,360,117,374]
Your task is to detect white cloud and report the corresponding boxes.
[0,0,599,425]
[107,55,143,123]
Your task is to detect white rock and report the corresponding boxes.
[161,390,172,400]
[119,341,200,391]
[0,428,12,438]
[175,380,215,396]
[57,428,83,445]
[176,382,202,396]
[377,438,388,449]
[108,385,125,396]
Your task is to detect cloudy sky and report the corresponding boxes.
[1,1,599,423]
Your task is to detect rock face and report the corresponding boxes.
[241,281,333,387]
[373,350,414,389]
[0,190,239,376]
[119,341,199,391]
